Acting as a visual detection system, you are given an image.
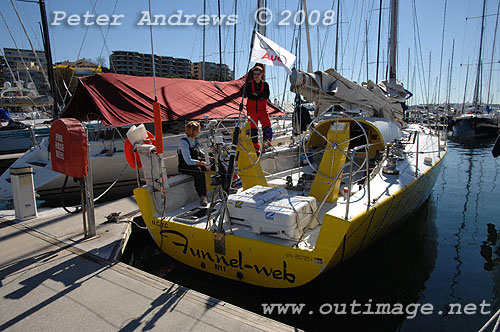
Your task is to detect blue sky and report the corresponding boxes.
[0,0,498,105]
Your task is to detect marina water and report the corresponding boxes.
[122,136,500,331]
[1,136,497,331]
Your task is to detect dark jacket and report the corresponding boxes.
[245,80,270,101]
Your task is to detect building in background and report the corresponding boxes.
[192,61,234,81]
[2,48,49,96]
[0,56,5,87]
[109,51,192,79]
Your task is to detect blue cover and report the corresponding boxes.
[0,108,11,120]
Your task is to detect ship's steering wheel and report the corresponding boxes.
[301,111,370,181]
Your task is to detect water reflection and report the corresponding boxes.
[480,224,500,271]
[448,147,474,304]
[448,135,496,150]
[123,199,438,332]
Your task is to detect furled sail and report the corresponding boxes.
[290,68,408,121]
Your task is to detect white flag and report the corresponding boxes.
[250,31,296,74]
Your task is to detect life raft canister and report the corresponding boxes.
[124,131,155,169]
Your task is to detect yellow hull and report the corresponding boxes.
[327,152,445,269]
[135,186,348,288]
[134,150,445,288]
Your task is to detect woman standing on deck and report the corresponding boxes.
[245,65,272,152]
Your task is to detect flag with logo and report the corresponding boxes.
[250,31,296,74]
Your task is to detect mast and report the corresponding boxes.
[407,48,410,88]
[222,0,263,195]
[38,0,58,117]
[437,0,448,105]
[334,0,340,69]
[446,59,451,107]
[317,26,320,69]
[256,0,266,73]
[302,0,313,72]
[388,0,398,81]
[365,19,369,82]
[462,60,470,113]
[473,0,487,108]
[218,0,222,81]
[376,0,383,82]
[447,39,455,107]
[202,0,206,80]
[428,51,431,104]
[257,0,266,35]
[297,6,302,69]
[233,0,238,79]
[487,0,500,105]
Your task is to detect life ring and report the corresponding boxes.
[124,131,155,170]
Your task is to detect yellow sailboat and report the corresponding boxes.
[133,0,447,288]
[134,110,446,288]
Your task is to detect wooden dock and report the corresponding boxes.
[0,196,299,331]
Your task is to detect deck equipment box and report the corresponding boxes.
[227,185,317,240]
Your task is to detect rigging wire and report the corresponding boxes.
[58,0,99,106]
[19,1,43,50]
[356,1,376,83]
[279,0,302,108]
[97,0,120,72]
[341,0,359,74]
[218,0,223,81]
[350,0,363,80]
[318,0,335,69]
[411,0,430,105]
[9,0,50,89]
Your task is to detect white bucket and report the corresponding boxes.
[126,123,148,144]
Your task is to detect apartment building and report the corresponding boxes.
[109,51,192,79]
[2,48,49,95]
[192,61,234,81]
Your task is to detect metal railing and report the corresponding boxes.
[345,144,371,220]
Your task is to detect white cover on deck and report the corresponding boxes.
[289,68,405,121]
[227,186,317,240]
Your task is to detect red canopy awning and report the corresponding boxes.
[61,73,284,127]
